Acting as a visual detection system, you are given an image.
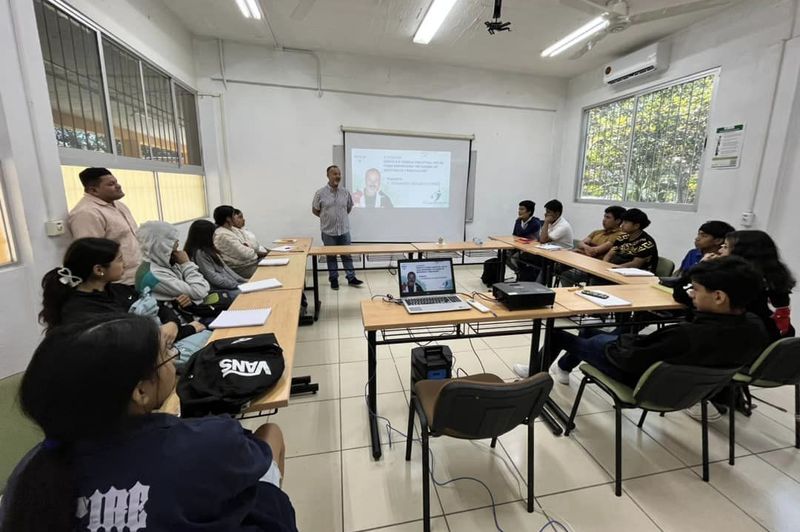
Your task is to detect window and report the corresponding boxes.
[62,166,206,225]
[33,0,203,167]
[0,174,16,266]
[578,73,715,206]
[34,0,110,152]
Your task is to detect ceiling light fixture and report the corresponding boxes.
[541,15,609,57]
[235,0,262,20]
[413,0,458,45]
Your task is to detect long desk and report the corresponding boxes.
[361,283,683,459]
[252,253,308,290]
[492,234,659,286]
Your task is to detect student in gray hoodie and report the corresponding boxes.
[135,221,210,305]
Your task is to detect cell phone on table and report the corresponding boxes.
[581,289,609,299]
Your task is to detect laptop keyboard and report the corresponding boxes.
[408,295,461,305]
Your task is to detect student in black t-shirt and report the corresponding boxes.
[0,315,298,532]
[603,208,659,273]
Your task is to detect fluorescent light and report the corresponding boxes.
[235,0,251,18]
[541,16,609,57]
[413,0,458,45]
[245,0,262,20]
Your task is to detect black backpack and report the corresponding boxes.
[177,333,285,417]
[481,257,504,287]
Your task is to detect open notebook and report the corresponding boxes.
[576,290,632,307]
[259,258,290,266]
[209,308,271,329]
[609,267,655,277]
[238,278,282,293]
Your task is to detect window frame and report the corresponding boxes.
[0,166,18,269]
[574,68,720,212]
[44,0,203,172]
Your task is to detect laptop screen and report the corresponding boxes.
[397,258,456,297]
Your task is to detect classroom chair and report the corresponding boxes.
[655,256,675,277]
[0,372,42,494]
[727,337,800,465]
[405,372,553,532]
[565,361,740,496]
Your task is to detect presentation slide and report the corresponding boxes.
[399,261,454,295]
[350,149,451,209]
[344,131,471,242]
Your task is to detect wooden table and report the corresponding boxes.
[269,237,313,255]
[360,283,684,459]
[252,253,308,290]
[412,240,515,254]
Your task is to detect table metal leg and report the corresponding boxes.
[540,317,573,431]
[367,330,382,459]
[312,258,321,321]
[497,249,505,281]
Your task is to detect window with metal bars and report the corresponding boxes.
[578,73,716,207]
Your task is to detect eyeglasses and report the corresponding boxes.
[155,348,180,369]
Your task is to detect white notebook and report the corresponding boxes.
[269,245,294,252]
[238,278,283,293]
[576,290,632,307]
[272,239,297,244]
[259,258,290,266]
[209,308,271,329]
[609,267,655,277]
[537,243,566,251]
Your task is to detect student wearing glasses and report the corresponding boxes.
[0,315,297,532]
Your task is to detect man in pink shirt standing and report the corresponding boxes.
[68,168,142,286]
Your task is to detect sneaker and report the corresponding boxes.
[549,360,571,385]
[513,363,530,378]
[330,279,339,290]
[348,277,364,287]
[684,403,722,422]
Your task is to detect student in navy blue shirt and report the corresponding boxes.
[677,220,734,275]
[506,200,541,273]
[0,315,297,532]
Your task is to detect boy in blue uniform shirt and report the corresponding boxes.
[677,220,734,274]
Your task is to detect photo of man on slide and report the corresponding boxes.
[401,271,425,295]
[353,168,394,208]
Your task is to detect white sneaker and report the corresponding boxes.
[683,403,722,422]
[549,361,571,385]
[513,363,530,378]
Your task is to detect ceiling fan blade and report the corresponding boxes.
[560,0,608,16]
[569,30,609,59]
[628,0,731,25]
[290,0,317,21]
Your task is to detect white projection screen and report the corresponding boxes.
[343,128,473,242]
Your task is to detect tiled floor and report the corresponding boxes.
[242,265,800,532]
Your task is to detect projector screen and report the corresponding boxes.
[343,129,472,242]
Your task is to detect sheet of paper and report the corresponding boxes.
[272,239,297,244]
[576,291,631,308]
[711,124,745,169]
[269,245,294,252]
[238,278,283,293]
[537,243,565,251]
[259,258,290,266]
[609,268,655,277]
[209,308,271,329]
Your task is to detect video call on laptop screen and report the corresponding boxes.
[398,259,456,296]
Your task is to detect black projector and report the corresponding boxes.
[492,281,555,310]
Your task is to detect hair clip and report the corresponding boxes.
[57,267,83,288]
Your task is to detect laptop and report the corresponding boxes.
[397,258,471,314]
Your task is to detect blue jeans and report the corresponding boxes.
[552,329,631,383]
[321,232,355,281]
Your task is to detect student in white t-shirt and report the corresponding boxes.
[538,199,574,247]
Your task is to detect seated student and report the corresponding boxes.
[185,219,248,292]
[39,237,209,361]
[513,257,768,386]
[214,205,267,278]
[603,208,659,273]
[676,220,735,274]
[506,200,541,273]
[401,271,425,294]
[233,208,267,254]
[559,205,625,286]
[538,199,574,247]
[0,315,297,531]
[674,230,795,340]
[135,221,210,305]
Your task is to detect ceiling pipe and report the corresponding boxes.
[217,39,228,91]
[282,47,323,98]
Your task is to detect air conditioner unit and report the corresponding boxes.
[603,42,669,86]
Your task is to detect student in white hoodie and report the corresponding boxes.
[135,221,210,305]
[213,205,268,278]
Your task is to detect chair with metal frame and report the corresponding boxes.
[565,361,741,496]
[1,372,42,495]
[405,372,553,532]
[726,337,800,465]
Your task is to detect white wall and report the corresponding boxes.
[193,41,567,244]
[0,0,198,378]
[555,0,798,269]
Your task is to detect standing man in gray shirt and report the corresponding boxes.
[312,165,364,290]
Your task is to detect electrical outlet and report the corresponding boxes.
[45,220,65,236]
[741,211,755,227]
